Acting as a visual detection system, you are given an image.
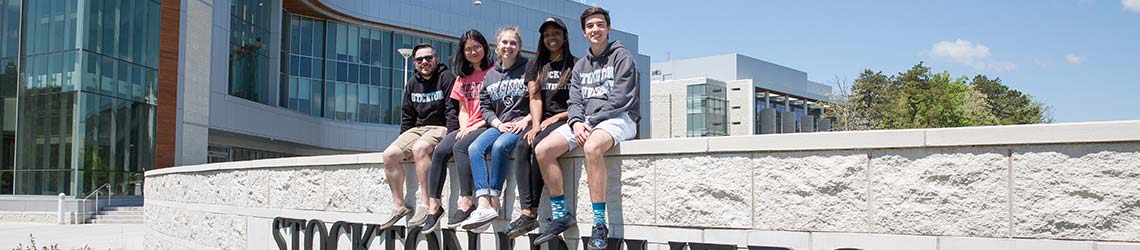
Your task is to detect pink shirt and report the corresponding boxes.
[451,68,490,128]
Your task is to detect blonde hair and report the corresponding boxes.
[496,26,521,44]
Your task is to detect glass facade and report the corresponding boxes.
[277,13,457,124]
[229,0,272,104]
[207,145,294,163]
[686,84,728,137]
[0,0,19,194]
[2,0,159,196]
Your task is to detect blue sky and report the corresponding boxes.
[587,0,1140,123]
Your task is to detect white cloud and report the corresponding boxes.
[1065,53,1086,64]
[1124,0,1140,13]
[927,39,1017,72]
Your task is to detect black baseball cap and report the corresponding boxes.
[540,17,568,32]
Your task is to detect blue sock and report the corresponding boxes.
[592,202,606,224]
[551,195,567,219]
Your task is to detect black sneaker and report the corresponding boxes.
[420,208,444,234]
[445,205,475,229]
[505,215,538,239]
[587,222,608,250]
[532,213,576,246]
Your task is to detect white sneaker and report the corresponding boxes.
[460,207,498,230]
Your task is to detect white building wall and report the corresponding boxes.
[650,53,833,101]
[726,80,754,136]
[175,0,228,166]
[650,54,738,82]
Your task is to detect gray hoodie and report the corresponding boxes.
[567,40,640,127]
[480,55,532,126]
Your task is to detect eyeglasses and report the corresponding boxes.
[414,55,435,63]
[464,46,483,54]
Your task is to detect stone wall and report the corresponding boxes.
[143,121,1140,250]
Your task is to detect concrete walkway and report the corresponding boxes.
[0,222,143,250]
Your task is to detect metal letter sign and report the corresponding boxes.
[272,217,827,250]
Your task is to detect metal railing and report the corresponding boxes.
[76,183,112,224]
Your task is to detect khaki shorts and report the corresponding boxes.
[389,126,447,158]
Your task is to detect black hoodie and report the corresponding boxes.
[567,40,640,127]
[401,64,459,132]
[480,55,533,126]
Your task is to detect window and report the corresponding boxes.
[275,13,456,125]
[228,0,272,104]
[685,83,728,137]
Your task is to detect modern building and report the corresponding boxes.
[0,0,161,197]
[0,0,650,197]
[650,53,832,138]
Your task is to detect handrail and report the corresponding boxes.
[76,183,112,224]
[82,183,112,201]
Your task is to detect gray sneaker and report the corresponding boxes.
[379,206,412,229]
[408,206,430,226]
[534,213,576,245]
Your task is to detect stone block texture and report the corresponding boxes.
[870,147,1010,237]
[145,204,246,249]
[753,151,869,232]
[565,156,658,226]
[1012,142,1140,242]
[653,154,752,228]
[145,140,1140,248]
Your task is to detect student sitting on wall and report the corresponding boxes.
[457,26,533,232]
[379,43,458,229]
[505,17,577,239]
[421,29,494,233]
[532,7,641,250]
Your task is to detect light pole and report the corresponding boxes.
[398,48,413,89]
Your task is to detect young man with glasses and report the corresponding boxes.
[380,43,459,229]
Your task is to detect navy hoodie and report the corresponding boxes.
[480,55,533,126]
[567,40,640,127]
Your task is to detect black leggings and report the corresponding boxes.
[511,120,566,210]
[428,128,487,199]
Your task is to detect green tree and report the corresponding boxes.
[839,70,894,130]
[968,75,1052,124]
[829,63,1046,131]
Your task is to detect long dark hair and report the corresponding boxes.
[531,21,574,96]
[453,29,493,78]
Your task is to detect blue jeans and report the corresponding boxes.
[468,127,523,197]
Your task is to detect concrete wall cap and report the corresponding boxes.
[146,120,1140,176]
